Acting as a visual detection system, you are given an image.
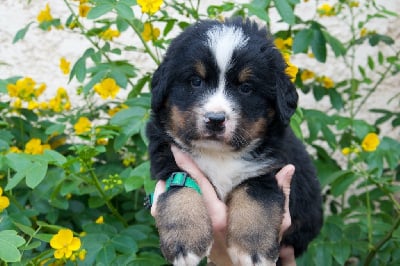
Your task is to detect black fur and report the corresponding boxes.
[147,18,323,264]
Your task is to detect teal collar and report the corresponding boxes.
[144,172,201,209]
[166,172,202,194]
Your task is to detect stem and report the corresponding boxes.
[365,186,373,248]
[126,19,160,65]
[354,50,400,115]
[84,161,128,227]
[364,215,400,266]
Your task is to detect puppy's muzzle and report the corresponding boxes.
[204,112,226,133]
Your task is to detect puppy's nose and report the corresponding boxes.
[204,112,226,132]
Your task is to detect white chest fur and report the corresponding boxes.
[192,151,273,200]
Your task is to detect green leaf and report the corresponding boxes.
[124,162,150,192]
[328,89,343,110]
[13,22,34,43]
[70,57,87,82]
[273,0,295,25]
[321,170,353,188]
[367,56,375,70]
[330,172,358,197]
[0,230,25,262]
[331,241,351,265]
[45,123,66,135]
[163,19,177,36]
[110,107,148,149]
[116,2,134,20]
[13,222,36,237]
[293,29,313,54]
[87,4,114,19]
[116,16,129,32]
[378,51,384,65]
[128,75,150,98]
[97,245,116,264]
[290,108,303,139]
[246,0,271,22]
[111,235,138,254]
[311,27,327,62]
[314,244,332,266]
[322,30,346,57]
[26,161,48,188]
[42,150,67,166]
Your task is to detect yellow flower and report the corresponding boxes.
[28,101,39,110]
[39,102,49,110]
[79,4,91,17]
[95,215,104,224]
[12,98,22,109]
[74,117,92,134]
[100,28,120,41]
[341,147,351,155]
[96,138,108,145]
[349,1,359,8]
[78,249,87,261]
[361,133,380,152]
[0,187,10,212]
[60,57,71,75]
[317,3,335,17]
[9,146,22,153]
[301,69,315,82]
[341,147,360,155]
[108,104,128,117]
[274,38,285,50]
[94,78,120,99]
[274,37,293,51]
[360,27,368,37]
[7,77,46,101]
[137,0,163,15]
[37,3,53,23]
[282,53,298,83]
[48,87,71,112]
[141,22,161,42]
[25,138,50,155]
[321,76,334,89]
[50,229,81,259]
[122,154,136,167]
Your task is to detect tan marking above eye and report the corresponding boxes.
[238,67,253,83]
[194,61,207,79]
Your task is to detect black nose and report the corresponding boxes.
[204,112,226,132]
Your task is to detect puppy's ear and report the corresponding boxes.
[151,60,169,112]
[275,75,298,126]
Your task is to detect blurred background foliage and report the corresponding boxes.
[0,0,399,265]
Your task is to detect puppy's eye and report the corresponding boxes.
[239,84,253,95]
[190,76,203,88]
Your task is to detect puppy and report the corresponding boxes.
[146,18,323,266]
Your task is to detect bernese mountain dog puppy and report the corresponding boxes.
[146,18,323,266]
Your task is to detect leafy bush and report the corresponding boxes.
[0,0,399,265]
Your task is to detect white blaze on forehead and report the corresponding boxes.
[203,88,232,114]
[206,25,249,75]
[202,25,248,121]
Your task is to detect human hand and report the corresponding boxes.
[150,146,296,265]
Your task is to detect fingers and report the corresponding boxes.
[150,180,166,217]
[276,164,295,241]
[280,245,297,266]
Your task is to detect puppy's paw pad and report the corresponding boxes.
[173,252,202,266]
[228,246,277,266]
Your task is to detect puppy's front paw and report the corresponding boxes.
[156,188,213,266]
[227,185,283,266]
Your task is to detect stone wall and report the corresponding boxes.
[1,0,399,137]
